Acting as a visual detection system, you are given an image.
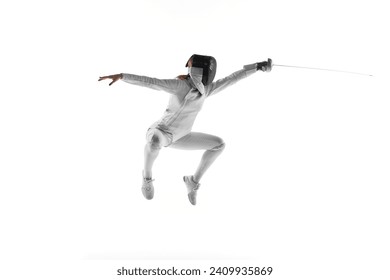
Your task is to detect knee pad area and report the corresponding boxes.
[210,142,226,152]
[148,134,162,149]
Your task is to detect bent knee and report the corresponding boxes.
[147,132,163,149]
[210,141,226,152]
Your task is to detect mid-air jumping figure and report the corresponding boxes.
[99,55,272,205]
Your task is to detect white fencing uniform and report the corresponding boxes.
[121,63,258,147]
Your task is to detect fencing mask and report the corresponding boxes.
[186,54,217,94]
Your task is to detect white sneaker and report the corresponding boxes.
[142,172,154,200]
[183,176,200,205]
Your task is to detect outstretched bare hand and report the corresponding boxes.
[98,74,123,86]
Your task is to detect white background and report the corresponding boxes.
[1,0,389,279]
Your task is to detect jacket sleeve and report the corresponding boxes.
[206,63,258,97]
[121,73,190,95]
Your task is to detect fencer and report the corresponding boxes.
[98,55,272,205]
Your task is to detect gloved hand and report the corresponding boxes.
[257,58,273,72]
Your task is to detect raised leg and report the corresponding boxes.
[193,142,225,182]
[170,132,226,182]
[141,129,170,200]
[170,132,225,205]
[143,128,170,179]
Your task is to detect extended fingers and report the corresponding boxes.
[109,78,119,86]
[99,74,121,85]
[98,76,109,81]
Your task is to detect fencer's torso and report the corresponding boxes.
[154,81,205,141]
[121,63,257,142]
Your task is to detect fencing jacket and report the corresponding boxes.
[122,63,258,143]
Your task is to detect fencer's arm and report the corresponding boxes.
[120,73,189,95]
[207,63,258,96]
